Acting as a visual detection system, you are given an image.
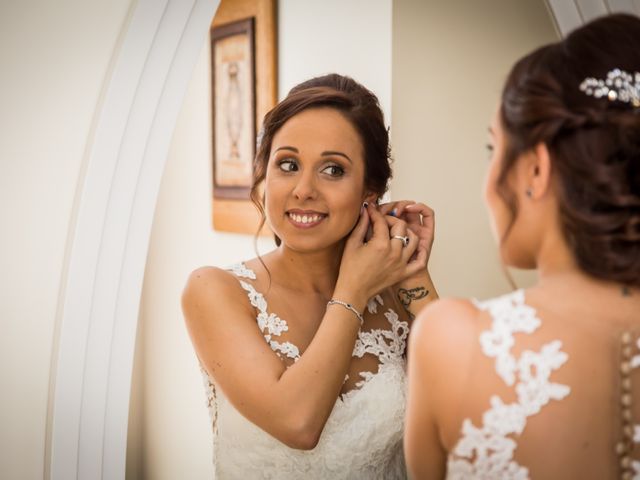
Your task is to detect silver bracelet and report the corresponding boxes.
[327,299,364,326]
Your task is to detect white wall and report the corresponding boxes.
[130,40,275,480]
[278,0,392,120]
[130,1,392,478]
[392,0,558,299]
[0,1,133,478]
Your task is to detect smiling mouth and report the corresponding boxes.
[287,212,327,227]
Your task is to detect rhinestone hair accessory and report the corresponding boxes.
[579,68,640,107]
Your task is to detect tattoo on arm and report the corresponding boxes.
[398,287,429,311]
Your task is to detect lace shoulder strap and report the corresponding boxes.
[227,262,257,279]
[448,289,571,478]
[226,263,301,362]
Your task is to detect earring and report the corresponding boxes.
[526,188,533,198]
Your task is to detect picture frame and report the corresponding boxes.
[210,0,277,236]
[211,17,256,200]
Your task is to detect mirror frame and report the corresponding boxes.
[46,1,220,478]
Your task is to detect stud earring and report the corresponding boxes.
[526,188,533,198]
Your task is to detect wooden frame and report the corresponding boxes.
[210,0,277,236]
[211,18,256,200]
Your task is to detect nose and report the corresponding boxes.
[291,170,317,201]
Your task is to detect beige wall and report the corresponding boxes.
[0,1,133,478]
[391,0,558,299]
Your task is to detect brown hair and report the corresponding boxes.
[498,13,640,286]
[250,73,392,245]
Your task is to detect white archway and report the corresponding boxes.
[48,1,219,478]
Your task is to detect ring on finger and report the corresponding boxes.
[391,235,410,247]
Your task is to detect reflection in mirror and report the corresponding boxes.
[127,1,559,478]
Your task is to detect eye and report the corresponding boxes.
[277,159,298,172]
[320,164,345,177]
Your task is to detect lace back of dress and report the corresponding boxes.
[446,290,640,480]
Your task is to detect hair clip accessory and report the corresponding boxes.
[579,68,640,107]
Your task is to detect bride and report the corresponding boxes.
[182,73,438,478]
[404,13,640,480]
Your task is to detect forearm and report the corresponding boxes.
[395,272,438,320]
[270,288,367,446]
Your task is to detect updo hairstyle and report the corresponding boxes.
[498,13,640,286]
[250,74,392,245]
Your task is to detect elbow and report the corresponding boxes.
[280,418,322,450]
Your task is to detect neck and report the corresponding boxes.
[533,226,632,296]
[265,242,345,297]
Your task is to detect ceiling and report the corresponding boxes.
[545,0,640,36]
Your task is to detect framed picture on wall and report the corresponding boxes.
[211,17,256,200]
[210,0,277,236]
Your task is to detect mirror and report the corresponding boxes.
[128,0,559,478]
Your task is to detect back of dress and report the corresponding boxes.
[445,288,640,480]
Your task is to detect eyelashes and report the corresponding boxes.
[320,164,345,177]
[275,158,345,178]
[277,158,298,172]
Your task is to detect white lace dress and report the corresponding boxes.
[201,263,409,479]
[445,290,640,480]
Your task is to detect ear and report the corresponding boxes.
[363,191,378,204]
[526,142,552,200]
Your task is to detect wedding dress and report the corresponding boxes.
[201,263,409,479]
[445,289,639,480]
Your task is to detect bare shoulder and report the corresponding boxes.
[181,266,252,326]
[182,266,239,302]
[410,297,482,354]
[407,297,485,428]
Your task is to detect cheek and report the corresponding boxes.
[336,184,365,213]
[264,172,287,201]
[263,176,287,221]
[483,160,506,239]
[483,161,498,213]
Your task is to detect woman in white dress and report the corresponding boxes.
[182,74,438,479]
[405,13,640,479]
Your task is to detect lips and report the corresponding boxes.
[286,210,327,227]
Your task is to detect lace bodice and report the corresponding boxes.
[200,262,409,479]
[446,289,640,480]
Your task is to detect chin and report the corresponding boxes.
[282,239,343,254]
[272,228,340,251]
[272,220,352,253]
[500,248,537,270]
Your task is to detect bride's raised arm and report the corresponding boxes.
[182,204,424,449]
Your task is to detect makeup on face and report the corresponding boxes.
[264,108,367,250]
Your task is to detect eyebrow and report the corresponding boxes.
[274,146,299,154]
[322,151,352,163]
[273,146,353,164]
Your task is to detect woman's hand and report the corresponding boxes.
[334,203,424,311]
[379,200,438,318]
[379,200,435,268]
